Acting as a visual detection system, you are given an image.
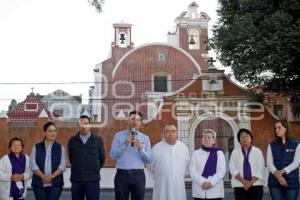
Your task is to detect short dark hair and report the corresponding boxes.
[43,121,56,132]
[80,115,91,123]
[129,110,143,118]
[237,128,253,142]
[8,137,24,149]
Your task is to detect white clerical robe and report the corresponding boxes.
[147,140,190,200]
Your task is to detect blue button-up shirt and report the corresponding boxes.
[110,130,152,169]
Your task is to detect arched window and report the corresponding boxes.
[188,27,200,50]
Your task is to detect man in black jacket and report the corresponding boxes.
[68,115,105,200]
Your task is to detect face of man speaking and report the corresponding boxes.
[128,113,142,130]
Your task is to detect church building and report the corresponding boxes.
[0,3,299,185]
[88,1,300,170]
[90,2,211,123]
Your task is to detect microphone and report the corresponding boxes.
[131,128,136,147]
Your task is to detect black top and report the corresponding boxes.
[68,132,105,182]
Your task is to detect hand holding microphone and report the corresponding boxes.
[131,128,136,147]
[125,128,142,150]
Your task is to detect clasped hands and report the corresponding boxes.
[41,174,55,184]
[201,181,213,190]
[11,174,24,182]
[274,169,288,187]
[241,179,253,191]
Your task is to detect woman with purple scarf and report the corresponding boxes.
[229,128,265,200]
[0,137,32,200]
[190,129,226,200]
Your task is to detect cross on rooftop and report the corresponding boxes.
[207,57,216,67]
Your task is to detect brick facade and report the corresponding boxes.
[1,76,300,167]
[1,2,299,168]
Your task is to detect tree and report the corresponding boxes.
[211,0,300,113]
[88,0,104,13]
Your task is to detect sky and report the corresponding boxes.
[0,0,219,111]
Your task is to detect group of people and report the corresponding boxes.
[0,115,105,200]
[0,110,299,200]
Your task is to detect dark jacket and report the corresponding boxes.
[68,132,105,182]
[31,141,64,188]
[268,139,299,189]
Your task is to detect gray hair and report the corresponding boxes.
[163,124,177,133]
[202,129,217,138]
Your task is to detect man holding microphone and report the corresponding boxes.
[110,110,152,200]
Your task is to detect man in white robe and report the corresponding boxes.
[147,124,190,200]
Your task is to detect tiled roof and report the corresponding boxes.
[7,93,48,122]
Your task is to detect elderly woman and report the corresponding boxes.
[229,128,265,200]
[30,121,67,200]
[267,119,300,200]
[190,129,226,200]
[0,137,32,200]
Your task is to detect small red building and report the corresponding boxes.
[7,92,48,125]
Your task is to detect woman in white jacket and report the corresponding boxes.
[190,129,226,200]
[0,137,32,200]
[229,128,265,200]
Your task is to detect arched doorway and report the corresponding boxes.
[194,117,234,181]
[194,117,233,150]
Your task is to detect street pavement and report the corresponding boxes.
[26,188,278,200]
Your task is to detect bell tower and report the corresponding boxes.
[111,22,134,66]
[113,23,133,48]
[167,2,211,69]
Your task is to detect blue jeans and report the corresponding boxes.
[33,186,63,200]
[269,187,299,200]
[71,181,100,200]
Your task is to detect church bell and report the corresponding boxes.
[120,33,126,44]
[189,35,196,45]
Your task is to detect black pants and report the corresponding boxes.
[71,181,100,200]
[33,186,63,200]
[114,169,145,200]
[194,198,222,200]
[234,186,264,200]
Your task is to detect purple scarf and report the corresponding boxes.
[201,146,222,178]
[242,146,252,181]
[8,152,26,199]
